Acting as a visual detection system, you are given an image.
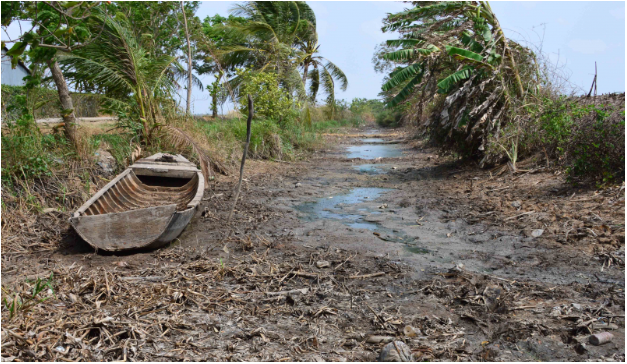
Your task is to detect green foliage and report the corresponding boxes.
[202,118,310,160]
[59,11,184,140]
[2,273,55,320]
[522,96,625,183]
[217,1,316,100]
[350,98,385,120]
[567,104,624,183]
[106,1,201,58]
[375,1,538,163]
[90,134,134,170]
[237,70,296,122]
[376,109,403,128]
[1,92,57,183]
[527,97,575,154]
[200,112,360,161]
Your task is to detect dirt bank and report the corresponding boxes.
[1,127,624,361]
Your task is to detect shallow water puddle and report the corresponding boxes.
[295,187,391,230]
[361,138,385,143]
[295,187,394,231]
[346,144,403,159]
[295,187,420,247]
[352,164,390,175]
[405,246,430,255]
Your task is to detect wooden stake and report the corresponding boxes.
[227,95,253,224]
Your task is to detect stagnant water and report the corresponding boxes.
[294,187,391,230]
[294,187,429,252]
[361,138,385,143]
[294,136,431,254]
[352,164,391,175]
[346,144,403,159]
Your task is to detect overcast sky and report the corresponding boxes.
[3,1,625,115]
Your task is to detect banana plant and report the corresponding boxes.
[377,1,537,161]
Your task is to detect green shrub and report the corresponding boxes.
[567,103,624,183]
[199,115,362,161]
[90,133,134,169]
[237,70,297,123]
[523,94,625,183]
[376,109,403,127]
[1,95,57,183]
[350,98,386,122]
[529,97,574,156]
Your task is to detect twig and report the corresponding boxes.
[509,305,537,311]
[504,211,535,221]
[292,271,319,279]
[486,186,510,192]
[227,95,253,225]
[334,254,354,271]
[349,272,385,279]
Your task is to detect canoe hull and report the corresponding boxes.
[70,153,204,251]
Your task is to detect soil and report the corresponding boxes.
[1,126,624,361]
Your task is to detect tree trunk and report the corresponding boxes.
[302,61,309,85]
[47,58,79,148]
[211,92,218,118]
[181,1,193,115]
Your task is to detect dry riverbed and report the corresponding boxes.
[1,127,624,361]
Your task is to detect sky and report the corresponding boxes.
[192,1,627,114]
[2,1,625,115]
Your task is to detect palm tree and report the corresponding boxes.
[215,1,314,99]
[60,11,213,182]
[60,12,181,136]
[218,1,348,113]
[297,37,348,106]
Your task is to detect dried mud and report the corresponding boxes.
[1,127,624,361]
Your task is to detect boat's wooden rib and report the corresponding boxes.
[70,153,204,251]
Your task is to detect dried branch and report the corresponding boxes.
[227,94,253,224]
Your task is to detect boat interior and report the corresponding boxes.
[82,171,199,216]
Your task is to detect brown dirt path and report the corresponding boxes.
[1,126,624,361]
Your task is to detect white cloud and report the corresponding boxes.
[568,39,608,55]
[611,5,625,20]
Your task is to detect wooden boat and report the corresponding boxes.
[70,153,204,251]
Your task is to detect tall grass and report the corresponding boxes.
[199,117,363,161]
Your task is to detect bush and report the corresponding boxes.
[566,97,625,183]
[237,70,297,123]
[522,93,625,183]
[1,85,103,122]
[199,114,367,161]
[1,96,57,183]
[376,109,403,128]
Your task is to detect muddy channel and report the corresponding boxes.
[1,128,624,362]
